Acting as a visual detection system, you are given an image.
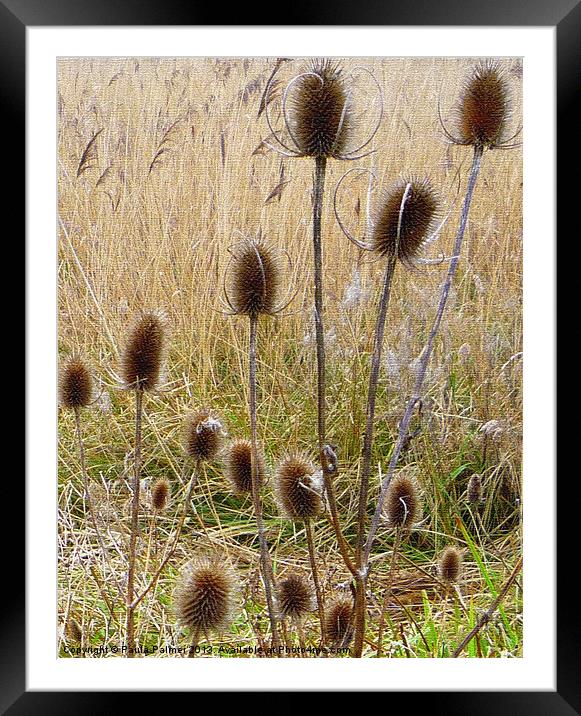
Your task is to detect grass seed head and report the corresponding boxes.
[277,573,314,620]
[370,178,439,265]
[438,546,463,584]
[290,59,352,159]
[275,455,321,520]
[151,477,170,511]
[226,438,265,494]
[324,598,353,646]
[183,409,224,462]
[227,238,283,317]
[59,355,93,409]
[384,473,423,531]
[120,310,167,392]
[174,555,237,635]
[456,62,510,149]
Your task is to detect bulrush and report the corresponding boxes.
[275,455,321,521]
[183,409,225,462]
[278,573,314,621]
[384,474,423,531]
[226,438,265,495]
[174,556,237,656]
[222,232,293,650]
[121,310,167,392]
[362,61,517,657]
[59,355,93,409]
[438,546,463,584]
[121,309,168,657]
[324,598,353,647]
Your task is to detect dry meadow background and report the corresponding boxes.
[58,57,523,657]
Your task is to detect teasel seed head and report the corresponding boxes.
[384,473,423,531]
[370,178,439,265]
[59,355,93,409]
[438,546,463,584]
[277,572,314,621]
[183,409,225,462]
[275,454,322,520]
[151,476,170,511]
[324,598,353,647]
[456,61,510,149]
[290,59,351,159]
[174,555,237,635]
[226,237,283,317]
[120,309,167,392]
[65,616,83,643]
[467,473,483,505]
[225,438,265,494]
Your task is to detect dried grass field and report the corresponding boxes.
[58,57,523,658]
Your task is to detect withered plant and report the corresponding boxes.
[221,234,294,649]
[120,309,168,657]
[261,59,383,582]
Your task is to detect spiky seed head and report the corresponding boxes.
[438,546,463,584]
[59,355,93,409]
[456,62,510,149]
[290,59,351,158]
[225,439,265,494]
[275,455,321,520]
[324,598,353,646]
[151,477,170,511]
[65,616,82,643]
[467,473,483,505]
[227,238,283,317]
[277,573,314,620]
[370,178,439,265]
[384,474,423,531]
[120,310,167,392]
[183,409,224,462]
[174,556,237,634]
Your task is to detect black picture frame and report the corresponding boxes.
[9,0,575,708]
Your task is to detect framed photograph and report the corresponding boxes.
[10,0,574,707]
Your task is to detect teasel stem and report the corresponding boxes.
[126,387,143,658]
[305,517,325,645]
[352,255,398,657]
[249,314,280,650]
[364,146,484,565]
[73,407,125,605]
[375,527,402,658]
[312,157,358,581]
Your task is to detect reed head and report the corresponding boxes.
[227,238,283,317]
[151,477,170,511]
[174,555,237,634]
[120,310,167,392]
[370,178,439,265]
[290,59,351,159]
[384,473,423,531]
[183,409,224,462]
[275,455,321,520]
[467,473,483,505]
[456,62,510,149]
[225,438,265,495]
[59,355,93,409]
[277,573,314,621]
[438,546,463,584]
[324,598,353,646]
